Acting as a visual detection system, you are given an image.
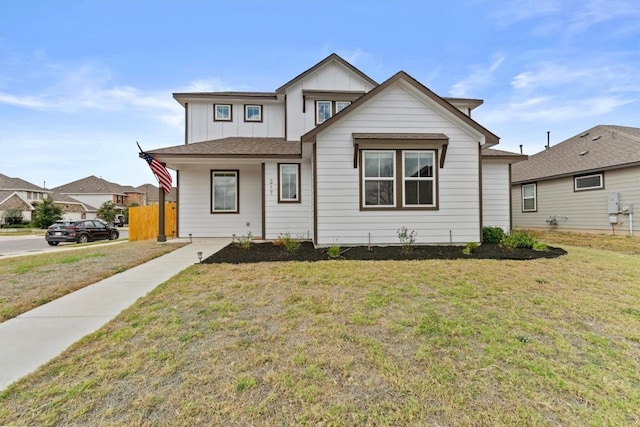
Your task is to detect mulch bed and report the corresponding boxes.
[203,242,567,264]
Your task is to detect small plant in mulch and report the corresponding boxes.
[326,245,350,259]
[462,242,479,255]
[274,232,301,254]
[500,230,540,251]
[235,231,254,249]
[397,226,417,252]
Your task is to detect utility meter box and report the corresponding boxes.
[608,192,620,214]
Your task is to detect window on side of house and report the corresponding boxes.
[574,173,603,191]
[211,170,238,213]
[279,164,300,203]
[244,104,262,122]
[403,151,435,207]
[363,150,396,207]
[214,104,232,121]
[522,183,536,212]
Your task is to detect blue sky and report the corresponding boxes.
[1,0,639,188]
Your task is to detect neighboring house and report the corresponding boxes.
[53,175,131,214]
[136,183,177,204]
[511,125,640,235]
[0,173,50,223]
[148,53,525,246]
[0,172,98,223]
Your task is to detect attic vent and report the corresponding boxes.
[580,132,589,138]
[579,150,589,156]
[591,135,601,141]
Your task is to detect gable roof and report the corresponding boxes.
[53,175,127,195]
[512,125,640,184]
[0,173,48,192]
[482,148,528,162]
[148,137,301,158]
[301,71,499,146]
[0,190,33,210]
[276,53,378,94]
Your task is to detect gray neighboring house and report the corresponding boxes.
[53,175,129,214]
[511,125,640,235]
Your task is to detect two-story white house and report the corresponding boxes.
[148,54,525,246]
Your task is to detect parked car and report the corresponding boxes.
[45,219,119,246]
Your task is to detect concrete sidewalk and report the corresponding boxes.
[0,238,230,391]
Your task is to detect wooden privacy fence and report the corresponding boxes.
[129,203,177,241]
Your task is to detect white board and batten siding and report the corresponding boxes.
[285,63,375,140]
[511,165,640,233]
[178,164,262,238]
[187,102,284,143]
[263,161,313,240]
[481,161,511,233]
[314,84,482,246]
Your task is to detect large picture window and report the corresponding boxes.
[279,164,300,203]
[211,170,238,213]
[363,151,396,207]
[403,151,434,206]
[522,183,536,212]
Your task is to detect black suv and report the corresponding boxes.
[45,220,119,246]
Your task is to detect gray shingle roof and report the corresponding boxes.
[512,125,640,183]
[53,175,127,194]
[148,138,301,157]
[0,173,48,192]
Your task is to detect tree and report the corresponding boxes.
[31,198,63,228]
[97,201,118,225]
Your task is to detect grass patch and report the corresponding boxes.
[0,241,186,322]
[1,233,639,425]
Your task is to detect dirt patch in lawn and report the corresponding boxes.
[204,241,567,264]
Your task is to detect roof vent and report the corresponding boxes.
[580,132,589,138]
[579,150,589,156]
[591,135,601,141]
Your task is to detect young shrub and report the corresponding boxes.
[462,242,479,255]
[280,232,301,254]
[327,245,341,259]
[236,231,254,249]
[397,227,417,252]
[272,234,286,247]
[500,230,537,250]
[482,226,505,244]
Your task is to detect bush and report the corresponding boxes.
[235,231,254,249]
[327,245,341,259]
[462,242,479,255]
[483,226,505,244]
[500,230,538,250]
[31,198,63,228]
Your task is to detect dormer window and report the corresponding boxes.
[214,104,232,121]
[315,100,352,124]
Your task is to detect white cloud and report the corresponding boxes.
[449,53,505,97]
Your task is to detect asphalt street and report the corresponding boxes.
[0,228,129,258]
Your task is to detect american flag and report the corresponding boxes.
[141,152,172,193]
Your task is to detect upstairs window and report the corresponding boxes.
[522,183,536,212]
[279,164,300,203]
[574,173,603,191]
[315,100,352,124]
[214,104,232,121]
[244,104,262,122]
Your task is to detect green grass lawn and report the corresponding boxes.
[1,232,639,426]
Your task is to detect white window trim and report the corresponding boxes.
[211,170,238,213]
[402,150,435,207]
[279,163,300,203]
[335,101,351,113]
[574,173,603,191]
[362,150,396,208]
[522,183,537,212]
[316,101,332,124]
[244,104,262,122]
[214,104,232,121]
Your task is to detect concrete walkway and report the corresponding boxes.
[0,238,230,391]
